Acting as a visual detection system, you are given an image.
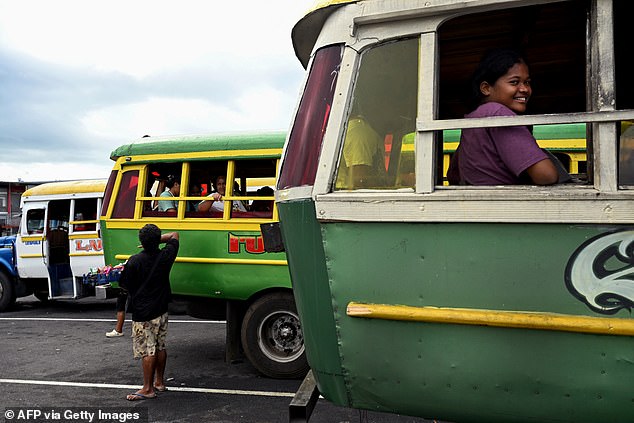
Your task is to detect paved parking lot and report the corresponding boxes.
[0,296,433,423]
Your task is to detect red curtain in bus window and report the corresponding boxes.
[278,45,343,189]
[111,170,139,219]
[100,170,117,217]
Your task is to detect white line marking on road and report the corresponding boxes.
[0,378,295,398]
[0,317,224,323]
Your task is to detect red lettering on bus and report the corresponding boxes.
[228,233,264,254]
[74,239,103,252]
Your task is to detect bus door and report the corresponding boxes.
[44,200,73,299]
[68,197,103,298]
[15,201,48,281]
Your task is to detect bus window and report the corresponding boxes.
[437,2,588,186]
[72,198,98,232]
[26,208,45,234]
[100,170,117,218]
[111,171,138,219]
[619,122,634,186]
[186,159,276,219]
[278,45,343,190]
[335,38,418,190]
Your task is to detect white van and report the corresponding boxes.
[15,179,106,301]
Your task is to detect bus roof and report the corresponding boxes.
[22,179,107,198]
[292,0,544,68]
[292,0,356,68]
[110,131,287,160]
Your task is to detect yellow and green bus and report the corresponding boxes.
[100,131,306,379]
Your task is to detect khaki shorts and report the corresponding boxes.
[132,312,168,359]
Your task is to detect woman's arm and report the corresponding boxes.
[525,158,558,185]
[196,193,222,212]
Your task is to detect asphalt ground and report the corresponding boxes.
[0,296,435,423]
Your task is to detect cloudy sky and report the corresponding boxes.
[0,0,314,182]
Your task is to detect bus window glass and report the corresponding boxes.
[111,170,138,219]
[278,45,343,190]
[100,170,117,217]
[615,2,634,187]
[26,209,45,234]
[335,38,418,190]
[73,198,97,231]
[620,122,634,185]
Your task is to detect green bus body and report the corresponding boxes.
[100,131,308,379]
[276,0,634,421]
[100,229,290,300]
[279,200,634,422]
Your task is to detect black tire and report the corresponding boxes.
[241,292,308,379]
[0,271,16,312]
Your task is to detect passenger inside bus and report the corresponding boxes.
[197,175,247,214]
[251,186,274,212]
[448,48,559,186]
[335,112,387,189]
[187,182,202,212]
[157,175,180,212]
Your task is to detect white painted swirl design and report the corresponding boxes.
[565,230,634,314]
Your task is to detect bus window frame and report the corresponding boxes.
[304,0,634,225]
[125,159,278,222]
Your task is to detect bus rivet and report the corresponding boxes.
[319,209,326,215]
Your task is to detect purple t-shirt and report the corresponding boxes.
[458,102,548,185]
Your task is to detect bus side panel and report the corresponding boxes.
[101,224,291,300]
[280,200,634,422]
[277,199,349,404]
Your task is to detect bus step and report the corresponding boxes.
[289,370,319,423]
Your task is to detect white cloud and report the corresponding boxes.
[0,0,310,78]
[0,0,314,182]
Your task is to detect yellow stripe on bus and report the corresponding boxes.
[19,254,43,259]
[20,236,44,242]
[104,221,268,231]
[114,255,287,266]
[346,302,634,336]
[117,148,283,164]
[69,252,104,257]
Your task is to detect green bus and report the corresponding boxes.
[274,0,634,422]
[99,131,307,379]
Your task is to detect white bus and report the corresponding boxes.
[15,179,106,302]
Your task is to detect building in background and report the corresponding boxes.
[0,181,42,235]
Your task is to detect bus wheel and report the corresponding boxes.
[0,272,16,312]
[241,292,308,379]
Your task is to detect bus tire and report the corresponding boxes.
[240,292,308,379]
[0,271,16,312]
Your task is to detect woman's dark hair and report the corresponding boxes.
[165,174,180,189]
[470,48,526,106]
